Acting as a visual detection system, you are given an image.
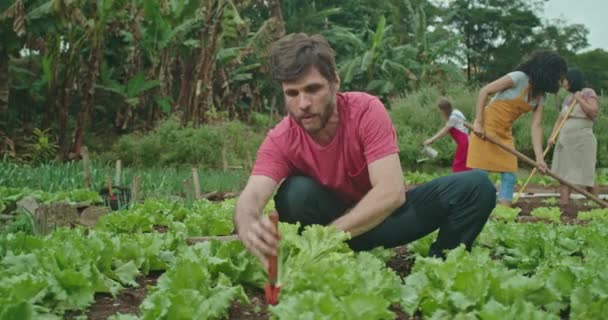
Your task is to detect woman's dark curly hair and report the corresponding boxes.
[514,50,567,95]
[565,68,585,93]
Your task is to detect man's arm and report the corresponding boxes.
[234,175,278,267]
[330,153,405,237]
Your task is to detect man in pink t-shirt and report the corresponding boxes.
[234,33,496,267]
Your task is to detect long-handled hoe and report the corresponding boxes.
[464,122,608,208]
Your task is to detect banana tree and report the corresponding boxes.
[0,0,26,128]
[96,71,160,130]
[71,0,119,158]
[328,16,419,103]
[327,3,462,102]
[212,0,286,119]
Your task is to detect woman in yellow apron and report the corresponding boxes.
[467,51,567,207]
[548,68,599,208]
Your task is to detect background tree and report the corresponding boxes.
[0,0,598,163]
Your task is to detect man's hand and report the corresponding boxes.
[423,138,433,146]
[237,215,279,268]
[233,175,279,267]
[547,137,556,147]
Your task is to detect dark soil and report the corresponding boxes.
[227,287,270,320]
[387,246,416,279]
[520,184,608,195]
[65,271,162,320]
[152,224,169,233]
[513,195,600,224]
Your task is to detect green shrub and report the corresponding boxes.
[112,117,266,168]
[390,85,476,170]
[110,87,607,171]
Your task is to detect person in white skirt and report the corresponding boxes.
[549,68,599,208]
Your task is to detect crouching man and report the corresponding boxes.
[234,33,496,267]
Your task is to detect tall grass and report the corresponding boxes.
[0,159,248,197]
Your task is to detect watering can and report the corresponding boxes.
[417,146,439,163]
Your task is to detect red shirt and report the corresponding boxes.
[252,92,399,205]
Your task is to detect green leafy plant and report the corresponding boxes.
[578,209,608,221]
[491,206,521,222]
[530,207,562,223]
[23,128,58,164]
[541,197,559,206]
[271,223,403,319]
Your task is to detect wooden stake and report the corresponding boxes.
[183,178,192,200]
[106,176,114,197]
[131,175,141,203]
[192,167,202,199]
[81,146,92,189]
[115,160,122,186]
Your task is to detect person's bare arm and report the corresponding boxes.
[473,75,515,134]
[424,125,451,145]
[531,104,547,172]
[234,175,278,267]
[330,153,405,237]
[574,91,599,120]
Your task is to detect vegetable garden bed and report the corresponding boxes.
[2,183,607,320]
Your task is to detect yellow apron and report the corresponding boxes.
[466,86,534,172]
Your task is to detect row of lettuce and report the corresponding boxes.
[404,170,608,186]
[1,195,608,319]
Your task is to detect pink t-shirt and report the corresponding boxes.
[252,92,399,205]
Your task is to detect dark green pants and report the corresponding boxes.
[274,170,496,257]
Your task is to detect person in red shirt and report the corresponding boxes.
[234,33,496,267]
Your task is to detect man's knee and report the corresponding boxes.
[274,176,321,219]
[460,170,496,208]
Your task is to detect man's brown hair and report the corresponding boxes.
[269,33,337,83]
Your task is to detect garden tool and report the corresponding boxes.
[417,145,439,163]
[514,98,577,203]
[265,211,281,305]
[464,122,608,208]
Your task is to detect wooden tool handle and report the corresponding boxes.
[465,122,608,208]
[268,212,279,283]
